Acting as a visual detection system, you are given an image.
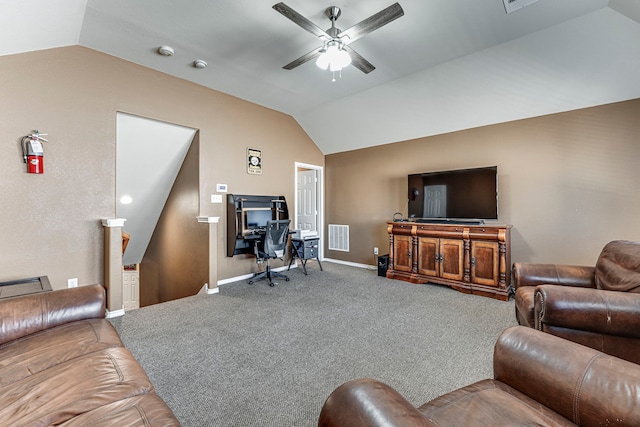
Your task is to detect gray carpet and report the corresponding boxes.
[110,262,517,427]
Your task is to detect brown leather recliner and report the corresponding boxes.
[318,326,640,427]
[512,240,640,363]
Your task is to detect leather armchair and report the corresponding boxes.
[318,326,640,427]
[513,240,640,363]
[512,262,595,327]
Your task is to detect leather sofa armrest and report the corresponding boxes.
[494,326,640,426]
[534,284,640,338]
[0,284,106,345]
[512,262,595,289]
[318,378,436,427]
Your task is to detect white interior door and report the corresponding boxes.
[122,267,140,311]
[295,163,324,260]
[297,169,317,231]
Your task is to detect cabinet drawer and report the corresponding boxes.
[293,239,319,260]
[303,239,318,249]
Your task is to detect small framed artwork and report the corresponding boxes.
[247,148,262,175]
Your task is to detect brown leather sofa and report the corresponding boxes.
[513,240,640,363]
[0,284,181,426]
[318,326,640,427]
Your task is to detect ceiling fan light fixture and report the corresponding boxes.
[336,48,351,69]
[316,47,330,70]
[316,40,351,74]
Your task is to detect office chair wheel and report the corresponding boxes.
[269,282,275,287]
[285,278,290,281]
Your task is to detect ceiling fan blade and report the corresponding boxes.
[344,46,375,74]
[339,2,404,44]
[273,3,330,40]
[283,46,324,70]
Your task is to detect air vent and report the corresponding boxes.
[328,224,349,252]
[502,0,540,14]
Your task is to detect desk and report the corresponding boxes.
[289,237,323,275]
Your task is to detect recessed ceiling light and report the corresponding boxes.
[120,195,133,205]
[157,46,175,56]
[193,59,208,69]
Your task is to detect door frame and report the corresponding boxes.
[294,162,324,260]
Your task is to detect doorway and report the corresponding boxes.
[295,162,324,259]
[116,112,201,308]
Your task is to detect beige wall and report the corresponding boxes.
[326,99,640,267]
[0,46,324,289]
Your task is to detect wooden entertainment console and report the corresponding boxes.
[386,222,512,301]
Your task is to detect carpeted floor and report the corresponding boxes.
[110,262,517,427]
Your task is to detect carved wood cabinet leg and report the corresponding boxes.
[411,235,418,274]
[463,238,471,283]
[499,241,507,289]
[387,225,394,278]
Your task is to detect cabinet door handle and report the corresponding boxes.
[471,257,476,266]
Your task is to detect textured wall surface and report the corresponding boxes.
[0,46,323,289]
[326,99,640,266]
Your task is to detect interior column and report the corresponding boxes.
[197,216,220,294]
[101,218,126,317]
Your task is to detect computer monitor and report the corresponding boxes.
[243,208,272,234]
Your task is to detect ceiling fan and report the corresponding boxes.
[272,2,404,76]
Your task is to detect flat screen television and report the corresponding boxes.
[407,166,498,222]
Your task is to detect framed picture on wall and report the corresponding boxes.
[247,148,262,175]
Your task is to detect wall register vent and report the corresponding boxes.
[328,224,349,252]
[502,0,540,14]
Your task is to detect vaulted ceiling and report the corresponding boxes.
[3,0,640,154]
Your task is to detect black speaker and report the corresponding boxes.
[377,254,390,277]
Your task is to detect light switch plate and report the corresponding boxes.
[211,194,223,203]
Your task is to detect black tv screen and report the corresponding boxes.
[407,166,498,221]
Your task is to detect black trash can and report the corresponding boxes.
[377,254,390,277]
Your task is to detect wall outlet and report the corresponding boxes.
[374,247,379,255]
[68,278,78,288]
[211,194,223,203]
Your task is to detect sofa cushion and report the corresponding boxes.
[59,394,181,426]
[0,284,106,345]
[0,318,123,387]
[418,379,575,426]
[595,240,640,292]
[0,347,154,426]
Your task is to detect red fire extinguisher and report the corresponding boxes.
[21,130,48,174]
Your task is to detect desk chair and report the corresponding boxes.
[249,219,291,287]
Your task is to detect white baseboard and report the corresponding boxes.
[323,258,376,270]
[217,263,297,286]
[198,283,221,295]
[106,307,125,318]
